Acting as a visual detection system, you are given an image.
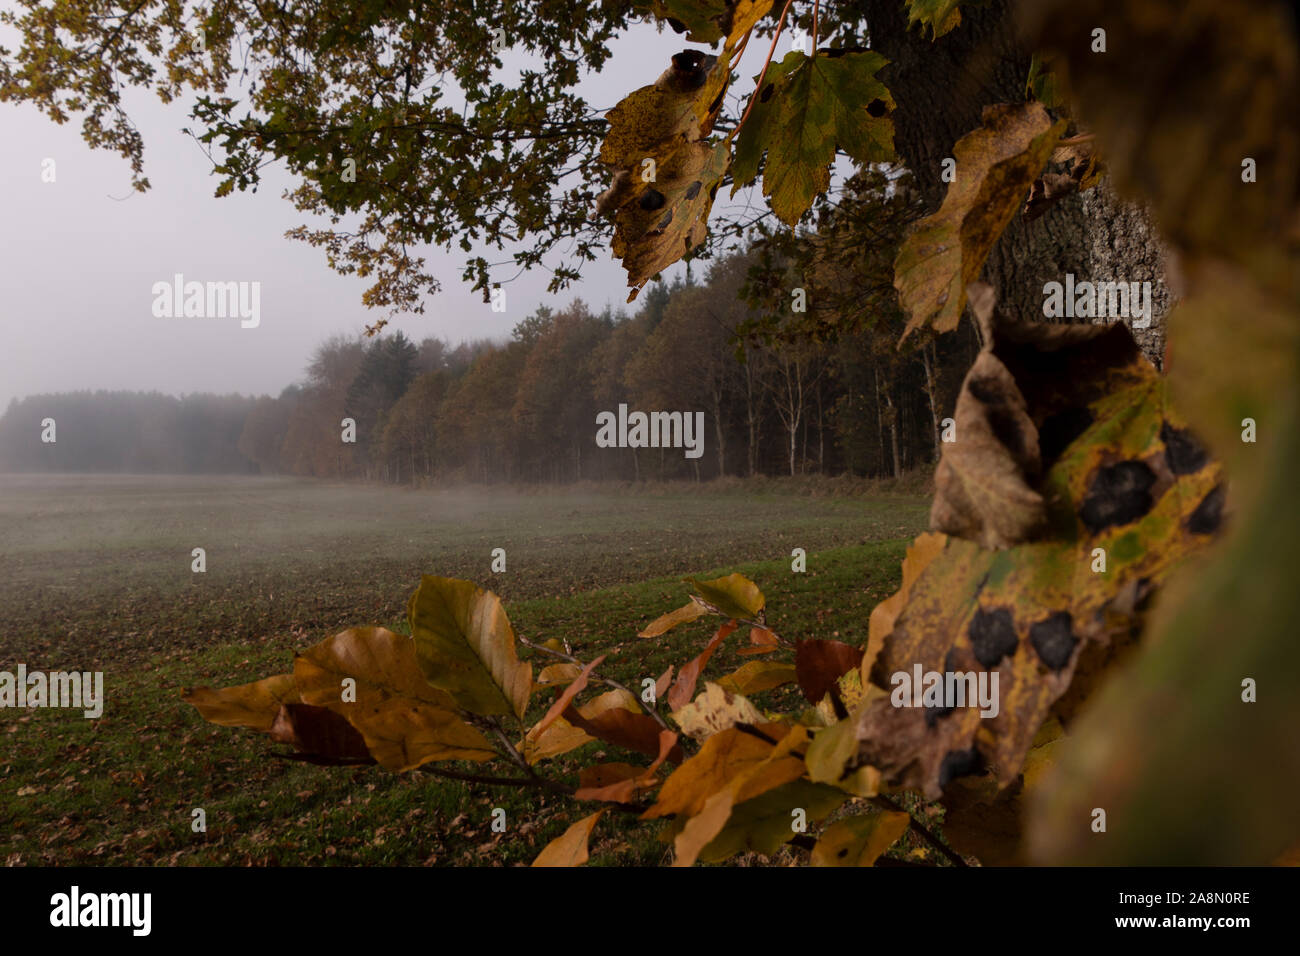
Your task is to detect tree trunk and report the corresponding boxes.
[745,362,759,477]
[874,365,886,476]
[860,0,1170,368]
[712,386,726,477]
[921,341,941,461]
[816,379,824,473]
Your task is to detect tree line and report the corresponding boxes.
[1,175,979,482]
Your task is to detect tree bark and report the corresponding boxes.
[860,0,1170,368]
[921,340,941,461]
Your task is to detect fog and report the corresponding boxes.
[0,19,734,409]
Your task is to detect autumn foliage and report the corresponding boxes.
[168,0,1299,864]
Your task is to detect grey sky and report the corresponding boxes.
[0,18,773,409]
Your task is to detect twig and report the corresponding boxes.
[518,632,673,733]
[416,765,564,790]
[734,0,799,138]
[873,794,967,867]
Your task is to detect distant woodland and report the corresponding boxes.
[1,177,981,482]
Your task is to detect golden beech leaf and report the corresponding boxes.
[525,687,642,764]
[182,674,299,733]
[575,731,678,802]
[893,102,1066,340]
[522,716,592,765]
[811,811,911,867]
[528,654,607,742]
[293,626,496,771]
[562,688,685,763]
[644,722,806,821]
[671,682,764,740]
[687,572,765,620]
[407,576,533,720]
[638,601,706,638]
[715,660,797,696]
[665,726,815,866]
[671,788,736,868]
[534,662,583,688]
[737,626,780,656]
[667,620,738,711]
[857,312,1223,799]
[531,810,605,867]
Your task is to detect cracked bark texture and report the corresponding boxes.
[857,0,1170,368]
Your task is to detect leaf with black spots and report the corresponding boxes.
[857,304,1222,798]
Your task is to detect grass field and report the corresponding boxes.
[0,474,932,866]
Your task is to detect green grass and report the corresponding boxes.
[0,475,931,866]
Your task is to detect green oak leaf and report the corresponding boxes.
[731,50,894,226]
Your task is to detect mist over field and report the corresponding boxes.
[0,473,930,659]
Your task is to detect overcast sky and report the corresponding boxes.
[0,17,760,409]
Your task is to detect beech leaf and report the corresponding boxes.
[407,576,533,720]
[531,810,605,867]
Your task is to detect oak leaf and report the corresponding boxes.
[731,50,894,226]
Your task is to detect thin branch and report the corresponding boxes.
[517,632,673,733]
[873,794,968,867]
[416,765,561,789]
[734,0,799,138]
